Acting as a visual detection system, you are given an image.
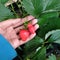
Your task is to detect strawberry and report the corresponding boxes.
[28,26,35,34]
[27,23,32,28]
[28,23,35,34]
[19,29,30,41]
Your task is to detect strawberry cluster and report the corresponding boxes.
[19,23,35,41]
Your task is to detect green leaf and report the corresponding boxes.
[40,12,59,19]
[31,47,46,60]
[45,30,60,40]
[24,36,44,54]
[47,54,56,60]
[43,0,60,11]
[0,3,14,21]
[23,0,60,18]
[57,56,60,60]
[22,0,42,17]
[0,0,8,4]
[37,17,60,38]
[48,30,60,44]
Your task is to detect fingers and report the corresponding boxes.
[0,15,34,29]
[15,25,24,33]
[27,15,34,20]
[11,18,21,28]
[0,15,35,31]
[15,24,39,34]
[12,20,39,48]
[34,24,39,31]
[27,33,36,40]
[0,19,21,29]
[15,19,38,33]
[16,24,39,44]
[19,33,36,46]
[13,33,36,48]
[13,15,34,28]
[21,15,34,23]
[31,19,38,25]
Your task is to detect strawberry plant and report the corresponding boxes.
[0,0,60,60]
[21,0,60,60]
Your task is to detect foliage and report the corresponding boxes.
[47,54,56,60]
[0,3,14,21]
[22,0,60,60]
[0,0,60,60]
[0,0,8,4]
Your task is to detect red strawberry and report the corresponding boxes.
[27,23,32,28]
[28,26,35,34]
[19,30,30,41]
[28,23,35,34]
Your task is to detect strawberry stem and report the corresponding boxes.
[24,21,28,29]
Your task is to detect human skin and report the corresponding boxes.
[0,15,39,49]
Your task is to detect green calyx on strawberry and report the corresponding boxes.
[24,21,35,34]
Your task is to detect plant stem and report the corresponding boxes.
[44,41,48,44]
[16,0,23,16]
[11,4,19,18]
[42,41,48,47]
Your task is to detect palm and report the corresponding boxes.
[0,19,20,48]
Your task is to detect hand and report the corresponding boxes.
[0,16,39,49]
